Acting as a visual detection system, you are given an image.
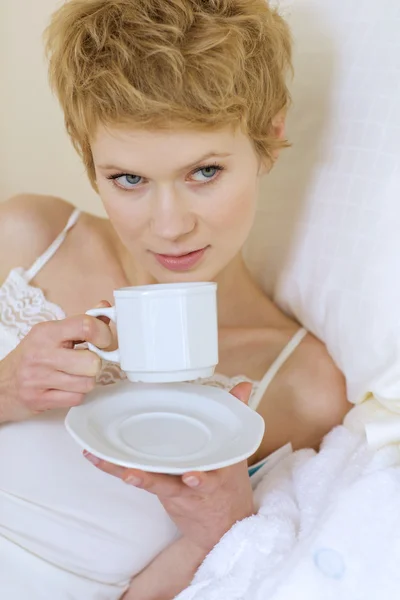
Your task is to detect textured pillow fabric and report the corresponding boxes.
[245,0,400,404]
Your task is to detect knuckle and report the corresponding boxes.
[38,396,54,411]
[28,323,43,340]
[72,350,101,377]
[85,377,96,392]
[82,316,95,340]
[68,393,85,407]
[90,354,102,375]
[29,321,50,341]
[82,352,101,377]
[138,476,154,492]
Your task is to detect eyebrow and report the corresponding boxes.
[97,152,232,174]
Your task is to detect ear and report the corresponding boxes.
[258,110,287,175]
[271,109,286,142]
[269,109,287,164]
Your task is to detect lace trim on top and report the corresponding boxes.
[0,268,65,340]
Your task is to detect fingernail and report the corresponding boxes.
[183,475,200,488]
[124,474,143,487]
[83,451,101,466]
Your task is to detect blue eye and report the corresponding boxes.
[191,165,223,183]
[110,174,142,189]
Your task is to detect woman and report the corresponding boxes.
[0,1,350,598]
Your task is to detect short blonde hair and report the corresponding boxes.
[45,0,292,187]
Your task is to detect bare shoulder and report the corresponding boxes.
[0,194,76,284]
[252,330,352,460]
[285,333,352,433]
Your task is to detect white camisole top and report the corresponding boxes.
[0,208,307,600]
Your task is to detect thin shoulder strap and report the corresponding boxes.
[249,327,308,411]
[25,208,81,283]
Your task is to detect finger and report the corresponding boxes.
[86,455,186,497]
[94,300,111,326]
[92,303,118,351]
[86,451,204,497]
[230,381,253,405]
[55,315,113,348]
[50,348,102,377]
[181,470,218,492]
[82,455,158,495]
[127,471,185,497]
[30,315,113,349]
[83,452,130,478]
[182,461,248,494]
[43,372,96,394]
[181,471,206,489]
[40,390,85,409]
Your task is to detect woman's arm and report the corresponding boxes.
[124,538,206,600]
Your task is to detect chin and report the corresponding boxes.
[150,263,221,284]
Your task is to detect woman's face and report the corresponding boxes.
[91,125,264,283]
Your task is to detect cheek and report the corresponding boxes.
[98,186,148,244]
[206,180,257,236]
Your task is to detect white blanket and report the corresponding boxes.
[176,422,400,600]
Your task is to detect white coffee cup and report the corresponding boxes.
[86,282,218,383]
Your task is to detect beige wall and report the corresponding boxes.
[1,0,102,214]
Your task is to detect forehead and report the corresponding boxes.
[91,124,254,171]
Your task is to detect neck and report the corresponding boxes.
[214,254,263,327]
[215,254,295,329]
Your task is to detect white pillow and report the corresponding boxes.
[245,0,400,405]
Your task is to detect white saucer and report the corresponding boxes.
[65,380,265,474]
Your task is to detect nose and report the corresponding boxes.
[150,187,196,241]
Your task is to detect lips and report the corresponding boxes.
[153,247,209,272]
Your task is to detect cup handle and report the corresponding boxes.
[85,307,120,364]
